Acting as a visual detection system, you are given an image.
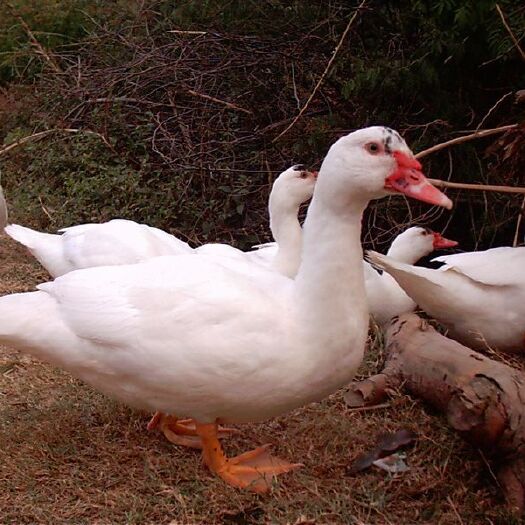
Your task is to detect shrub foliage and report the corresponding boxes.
[0,0,524,250]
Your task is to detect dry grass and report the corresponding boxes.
[0,234,521,525]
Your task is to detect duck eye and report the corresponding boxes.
[365,142,381,154]
[299,172,308,179]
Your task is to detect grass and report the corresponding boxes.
[0,234,520,524]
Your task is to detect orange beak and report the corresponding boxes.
[385,152,453,210]
[432,232,458,249]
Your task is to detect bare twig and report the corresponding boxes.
[428,179,525,194]
[272,0,367,142]
[513,195,525,246]
[346,402,391,412]
[476,91,513,130]
[415,124,519,159]
[447,496,465,525]
[37,195,53,222]
[168,30,207,35]
[88,97,147,105]
[0,129,108,157]
[184,89,252,114]
[6,1,62,74]
[496,3,525,62]
[291,61,300,110]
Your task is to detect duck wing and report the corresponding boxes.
[433,246,525,288]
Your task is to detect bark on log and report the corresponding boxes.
[346,313,525,513]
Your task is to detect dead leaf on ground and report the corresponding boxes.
[373,452,410,473]
[348,429,417,475]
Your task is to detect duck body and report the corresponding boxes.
[195,242,282,274]
[0,126,452,491]
[368,246,525,351]
[5,219,192,278]
[2,225,365,425]
[6,167,315,280]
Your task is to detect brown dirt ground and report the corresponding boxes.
[0,233,522,525]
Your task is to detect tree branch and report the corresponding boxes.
[415,124,518,159]
[496,3,525,62]
[428,179,525,195]
[272,0,367,142]
[0,129,108,157]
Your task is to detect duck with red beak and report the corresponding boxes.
[0,126,454,494]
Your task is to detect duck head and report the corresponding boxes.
[388,226,458,263]
[318,127,453,211]
[269,165,317,211]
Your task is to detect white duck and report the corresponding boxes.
[195,165,317,277]
[3,166,315,447]
[4,219,193,278]
[364,227,457,325]
[0,126,451,492]
[4,167,316,280]
[367,245,525,352]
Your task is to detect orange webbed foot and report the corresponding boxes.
[217,444,303,493]
[196,422,302,493]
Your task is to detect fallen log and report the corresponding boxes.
[346,313,525,513]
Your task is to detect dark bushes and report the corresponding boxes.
[0,0,524,250]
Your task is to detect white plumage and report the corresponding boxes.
[5,219,192,278]
[5,166,316,280]
[364,226,456,325]
[367,246,525,352]
[0,126,451,491]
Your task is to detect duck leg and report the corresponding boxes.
[147,412,238,449]
[195,421,302,493]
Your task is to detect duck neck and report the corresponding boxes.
[293,191,369,365]
[269,202,303,278]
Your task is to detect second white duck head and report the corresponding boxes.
[268,164,317,213]
[387,226,458,264]
[265,165,317,276]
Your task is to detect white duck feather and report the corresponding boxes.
[5,166,315,280]
[5,219,192,278]
[367,246,525,352]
